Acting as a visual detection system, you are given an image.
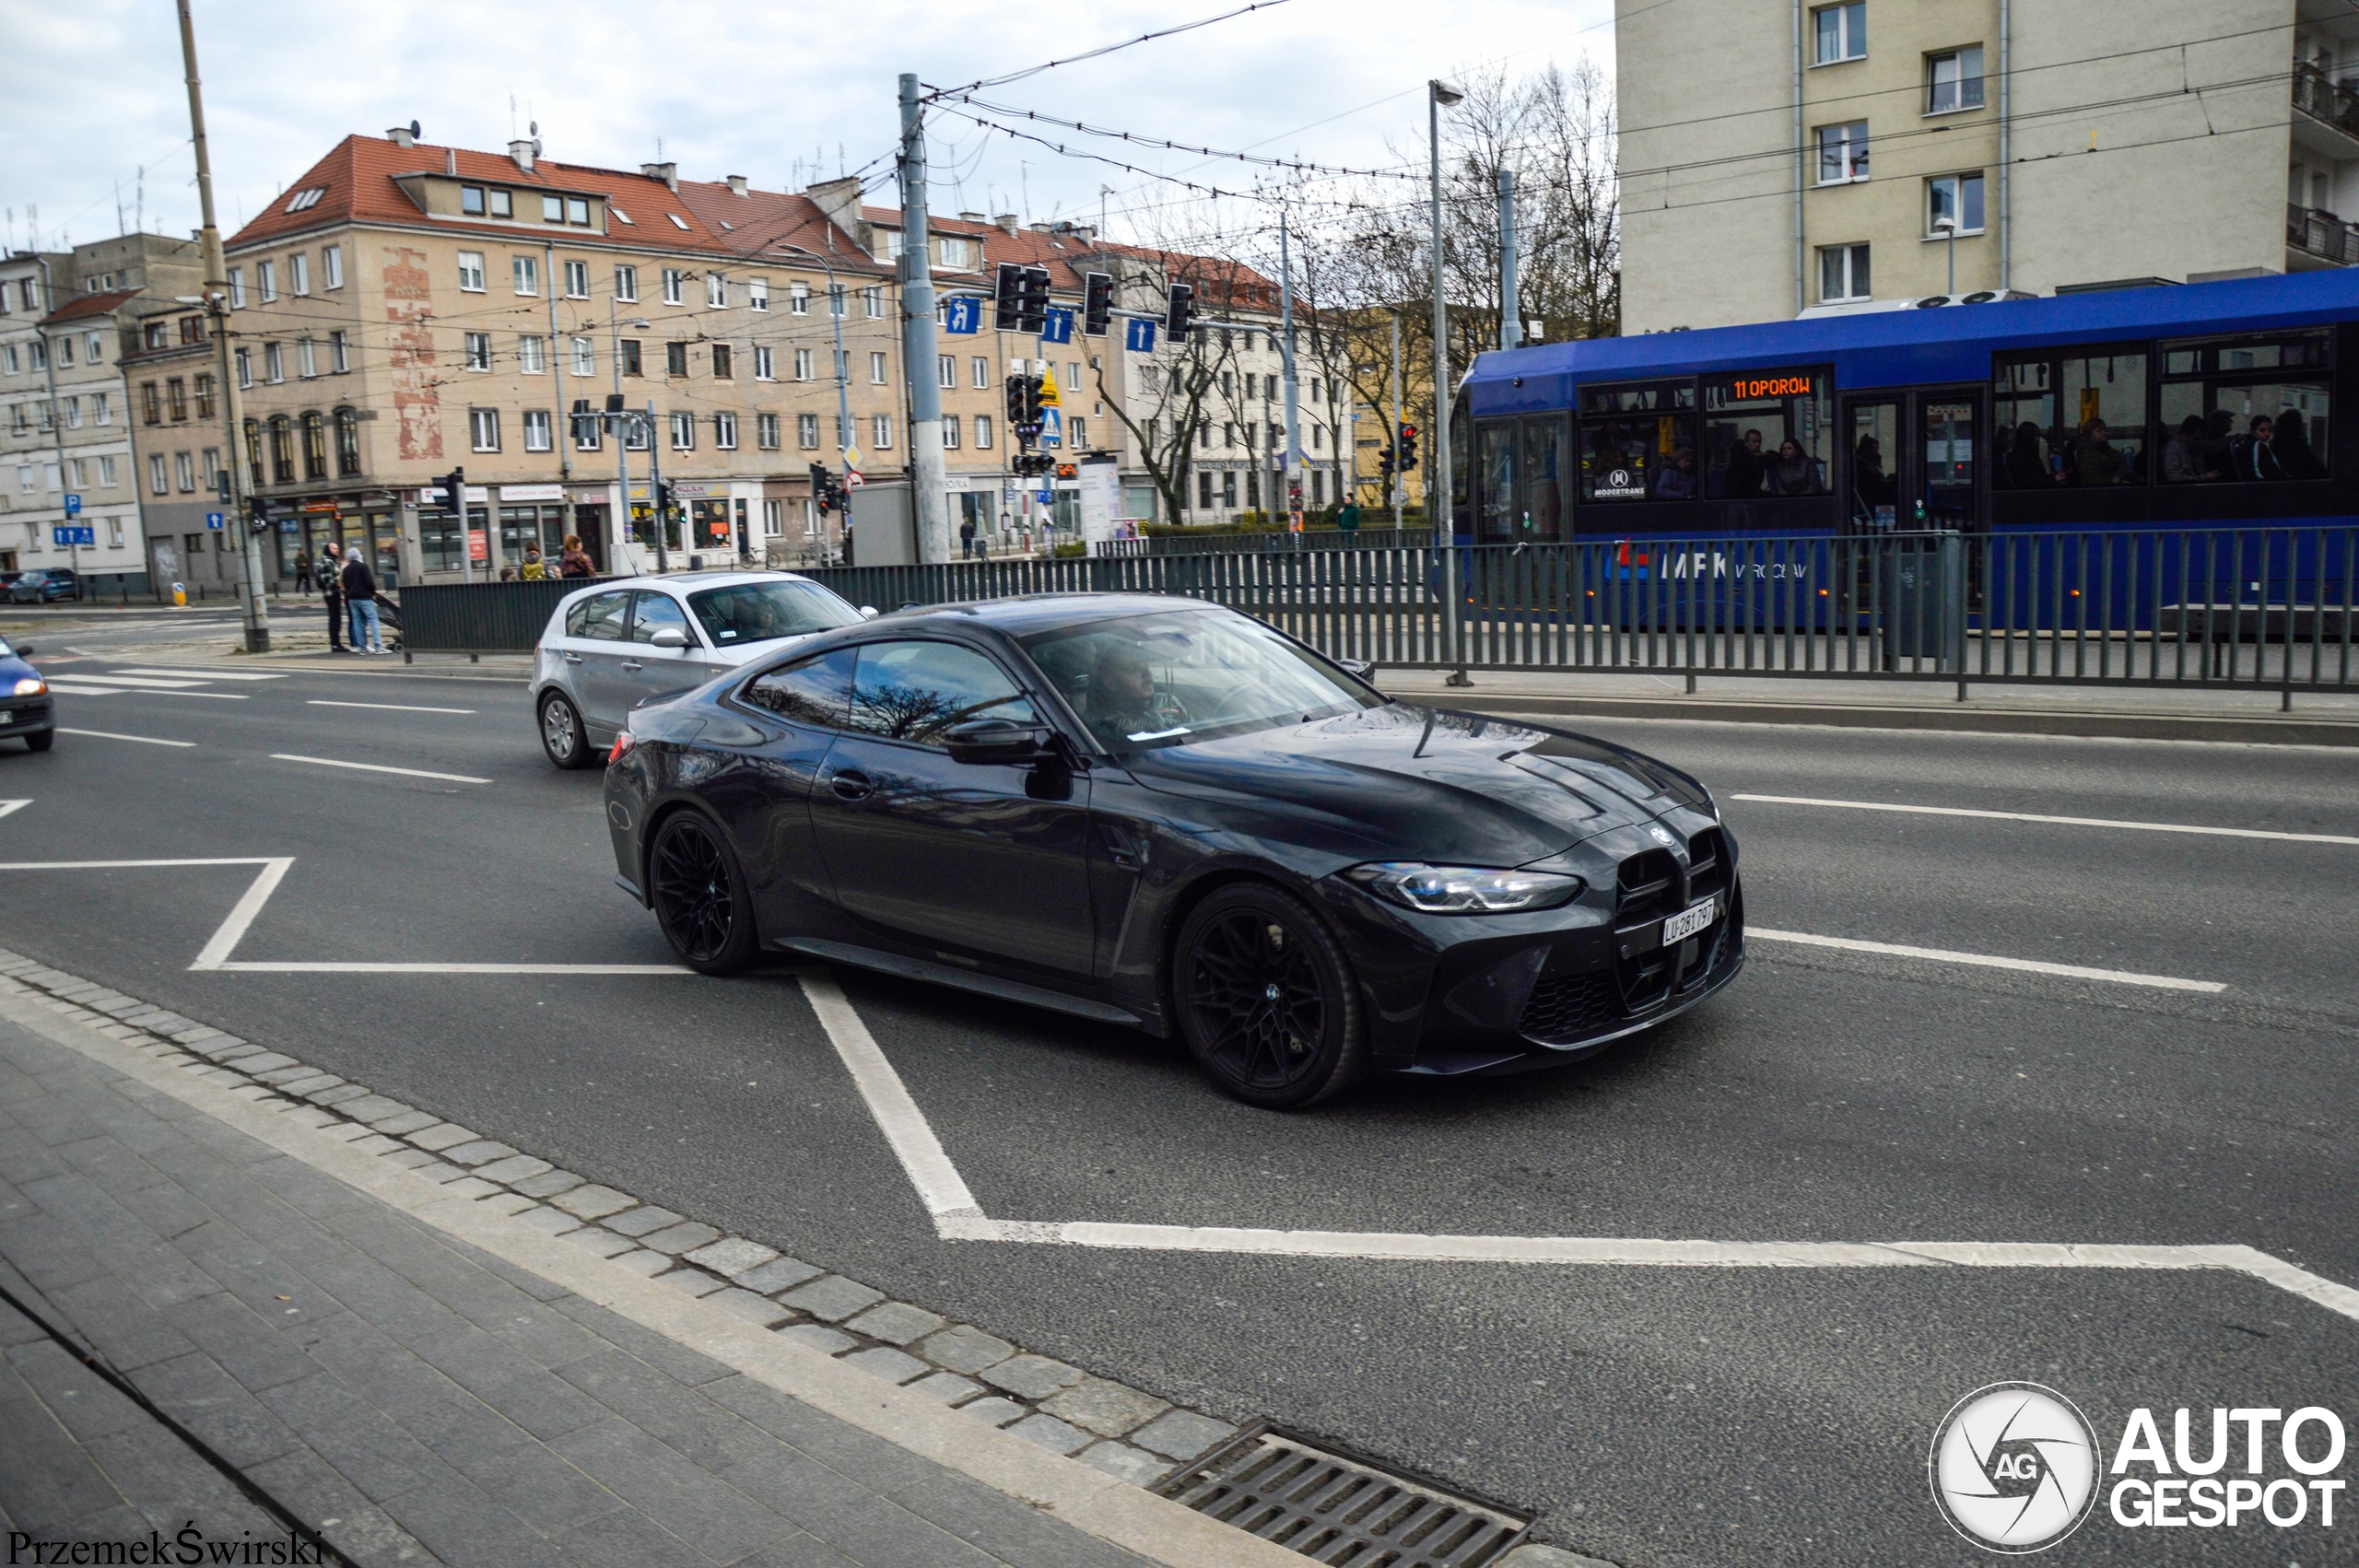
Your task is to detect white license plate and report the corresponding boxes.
[0,711,13,726]
[1661,897,1717,945]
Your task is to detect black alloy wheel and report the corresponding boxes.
[649,813,758,974]
[539,692,593,768]
[1172,883,1366,1109]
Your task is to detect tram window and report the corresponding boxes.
[1477,422,1517,540]
[1991,344,2146,487]
[1703,369,1831,497]
[2158,331,2330,482]
[1579,380,1695,502]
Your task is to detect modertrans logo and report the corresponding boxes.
[1929,1383,2102,1553]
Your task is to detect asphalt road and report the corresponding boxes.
[0,621,2353,1566]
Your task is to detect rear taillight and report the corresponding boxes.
[608,731,635,764]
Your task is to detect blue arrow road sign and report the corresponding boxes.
[1124,318,1157,354]
[63,494,80,517]
[1039,307,1074,345]
[205,511,226,531]
[53,526,94,547]
[943,296,982,334]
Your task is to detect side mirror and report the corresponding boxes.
[859,605,880,620]
[1336,656,1378,684]
[14,646,31,657]
[945,718,1052,766]
[649,626,689,649]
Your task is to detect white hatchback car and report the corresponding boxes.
[532,571,873,766]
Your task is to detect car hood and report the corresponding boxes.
[1116,701,1710,865]
[0,654,36,685]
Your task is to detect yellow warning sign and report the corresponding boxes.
[1038,363,1062,409]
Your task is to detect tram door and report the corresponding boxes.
[1842,388,1983,533]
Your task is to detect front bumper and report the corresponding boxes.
[0,696,56,736]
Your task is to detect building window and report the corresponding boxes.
[334,408,360,475]
[790,282,810,315]
[1928,173,1987,236]
[290,252,311,296]
[542,194,564,223]
[571,337,594,376]
[665,341,689,377]
[174,451,195,492]
[243,418,262,485]
[107,453,126,488]
[1071,416,1086,449]
[714,411,738,449]
[87,331,105,361]
[143,321,168,352]
[706,273,727,308]
[624,415,650,451]
[616,264,639,302]
[464,333,492,371]
[574,407,601,451]
[149,454,169,496]
[797,413,819,449]
[863,287,885,319]
[620,339,642,376]
[488,190,512,218]
[752,345,774,380]
[228,268,245,308]
[873,414,893,450]
[763,498,782,536]
[1819,242,1872,301]
[870,351,888,385]
[301,411,327,480]
[749,277,769,311]
[458,252,486,291]
[94,391,111,425]
[513,255,539,296]
[793,347,814,381]
[938,354,956,389]
[569,197,589,226]
[757,412,780,450]
[63,396,81,429]
[518,335,546,374]
[670,411,695,451]
[269,415,295,482]
[1813,1,1865,63]
[462,184,486,215]
[141,382,161,424]
[1927,46,1986,114]
[329,331,348,373]
[712,344,734,380]
[235,348,252,389]
[663,268,685,305]
[298,338,317,378]
[523,408,553,451]
[323,245,344,289]
[974,414,992,450]
[257,260,276,301]
[0,346,15,374]
[1816,122,1869,183]
[973,357,990,389]
[167,379,188,421]
[942,415,960,450]
[471,408,500,451]
[265,342,285,382]
[564,259,589,298]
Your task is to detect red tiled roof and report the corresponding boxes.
[41,289,141,324]
[672,182,887,276]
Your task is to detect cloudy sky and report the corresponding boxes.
[1,0,1611,257]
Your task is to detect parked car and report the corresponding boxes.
[7,568,80,603]
[532,571,874,767]
[601,594,1743,1107]
[0,637,56,751]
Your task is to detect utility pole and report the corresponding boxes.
[645,401,668,574]
[34,260,76,580]
[177,0,268,649]
[1429,79,1464,680]
[772,245,856,563]
[546,240,572,563]
[610,297,631,572]
[1496,169,1518,351]
[1389,308,1403,531]
[897,74,949,563]
[1279,211,1301,531]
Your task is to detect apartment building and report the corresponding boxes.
[1619,0,2359,332]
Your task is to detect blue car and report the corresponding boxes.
[7,568,80,603]
[0,638,53,751]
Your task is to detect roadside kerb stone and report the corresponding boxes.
[1076,1443,1173,1487]
[331,1094,412,1124]
[306,1084,371,1106]
[706,1290,793,1328]
[370,1110,441,1138]
[906,1373,986,1406]
[272,1073,343,1097]
[402,1123,475,1153]
[511,1169,585,1199]
[602,1204,681,1237]
[1009,1413,1094,1457]
[551,1183,636,1221]
[920,1324,1016,1375]
[958,1397,1029,1429]
[1043,1378,1171,1438]
[658,1267,729,1298]
[980,1353,1086,1401]
[512,1205,581,1237]
[1133,1410,1238,1462]
[777,1324,856,1356]
[780,1275,884,1322]
[608,1248,672,1278]
[638,1220,722,1255]
[682,1237,780,1277]
[562,1227,636,1259]
[472,1153,555,1185]
[439,1139,519,1167]
[733,1257,824,1296]
[840,1347,930,1385]
[844,1301,945,1347]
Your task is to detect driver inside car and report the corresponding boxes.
[1086,640,1167,741]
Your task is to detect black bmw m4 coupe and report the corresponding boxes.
[604,594,1742,1107]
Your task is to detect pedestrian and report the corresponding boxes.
[341,546,383,654]
[318,544,346,653]
[557,534,595,579]
[959,516,977,558]
[519,544,546,579]
[1337,497,1361,533]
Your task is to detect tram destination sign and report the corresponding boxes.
[1708,369,1820,403]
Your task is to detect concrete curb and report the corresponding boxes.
[1384,688,2359,747]
[0,985,1305,1568]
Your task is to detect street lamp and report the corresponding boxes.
[1932,215,1959,296]
[771,244,858,563]
[1429,78,1464,679]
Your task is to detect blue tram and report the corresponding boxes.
[1454,269,2358,546]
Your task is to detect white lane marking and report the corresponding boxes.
[1748,929,2226,993]
[69,674,210,689]
[307,700,477,715]
[57,728,194,747]
[113,667,287,681]
[209,961,689,974]
[1732,792,2359,848]
[191,859,296,969]
[795,970,982,1221]
[0,802,28,820]
[42,685,123,696]
[270,754,489,784]
[74,687,247,701]
[787,977,2359,1321]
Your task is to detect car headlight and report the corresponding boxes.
[1344,861,1585,914]
[12,677,43,696]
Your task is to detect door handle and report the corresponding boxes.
[619,661,644,672]
[828,769,874,802]
[562,651,583,663]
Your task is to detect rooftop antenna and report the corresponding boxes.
[838,142,845,178]
[28,203,38,252]
[509,92,518,138]
[135,165,144,234]
[115,179,125,236]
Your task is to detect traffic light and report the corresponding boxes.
[1082,272,1114,337]
[1164,283,1194,344]
[1053,462,1076,480]
[1016,266,1051,333]
[992,263,1025,331]
[1003,373,1028,429]
[442,467,466,512]
[1397,423,1419,472]
[1378,448,1395,481]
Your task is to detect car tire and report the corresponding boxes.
[648,812,759,975]
[1170,883,1367,1109]
[538,692,593,769]
[23,731,52,753]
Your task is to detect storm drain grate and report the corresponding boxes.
[1156,1425,1532,1568]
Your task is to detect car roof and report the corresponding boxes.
[876,593,1219,637]
[560,570,822,603]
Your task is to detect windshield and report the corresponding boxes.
[686,579,863,649]
[1019,607,1382,751]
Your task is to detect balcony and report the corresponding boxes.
[2287,203,2359,266]
[2294,61,2359,133]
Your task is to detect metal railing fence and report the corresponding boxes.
[1097,527,1432,556]
[397,576,614,653]
[792,527,2357,696]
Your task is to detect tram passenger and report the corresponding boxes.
[2003,422,2055,488]
[1653,447,1699,498]
[1768,439,1822,497]
[2162,415,2217,483]
[1723,429,1766,498]
[2271,409,2327,480]
[2235,416,2282,482]
[2071,419,2130,486]
[2199,409,2236,479]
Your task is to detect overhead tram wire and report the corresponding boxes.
[928,95,1419,181]
[922,0,1297,99]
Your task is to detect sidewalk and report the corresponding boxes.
[0,991,1275,1568]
